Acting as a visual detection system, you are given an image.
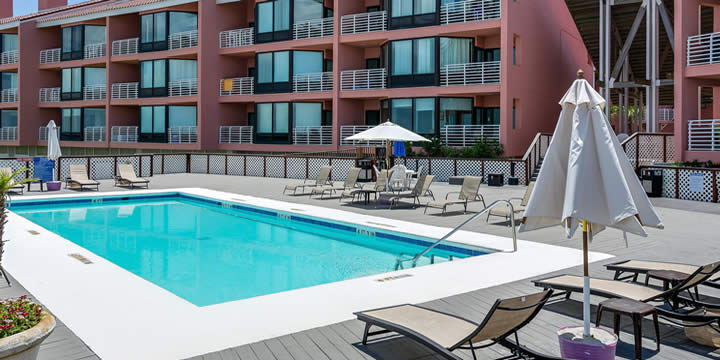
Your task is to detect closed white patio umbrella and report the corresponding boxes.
[47,120,61,181]
[344,121,430,168]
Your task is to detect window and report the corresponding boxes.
[0,110,17,128]
[293,51,323,75]
[439,98,473,127]
[366,110,380,126]
[440,37,472,66]
[140,106,167,143]
[168,106,197,128]
[0,72,17,91]
[169,12,198,34]
[477,48,501,62]
[476,107,500,125]
[84,26,106,46]
[513,36,519,65]
[0,34,17,53]
[390,0,437,29]
[292,102,322,128]
[389,37,436,87]
[257,50,321,93]
[512,99,518,129]
[294,0,324,23]
[83,108,105,128]
[169,59,197,81]
[61,67,82,101]
[256,102,291,143]
[366,58,380,69]
[140,60,167,97]
[385,98,436,136]
[61,25,84,61]
[60,108,82,141]
[140,12,197,52]
[256,0,291,43]
[84,67,106,86]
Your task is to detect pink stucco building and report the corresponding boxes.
[0,0,590,157]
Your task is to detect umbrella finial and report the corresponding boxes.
[577,69,585,79]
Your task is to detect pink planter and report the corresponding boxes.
[46,181,61,191]
[558,326,617,360]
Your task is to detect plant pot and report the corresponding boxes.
[558,326,617,360]
[45,182,61,192]
[0,312,55,360]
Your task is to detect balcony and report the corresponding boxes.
[293,72,333,93]
[340,69,387,91]
[219,28,254,48]
[0,50,18,65]
[111,126,138,143]
[40,48,61,64]
[293,17,333,40]
[688,119,720,151]
[340,126,384,146]
[0,88,17,103]
[440,0,501,25]
[112,38,139,56]
[84,43,106,60]
[0,127,16,141]
[39,127,58,141]
[168,78,198,97]
[168,126,197,144]
[219,126,254,144]
[440,61,500,86]
[441,124,500,147]
[39,88,61,103]
[168,30,198,51]
[687,32,720,66]
[111,82,139,99]
[340,11,387,35]
[220,77,254,96]
[294,126,332,145]
[83,85,106,101]
[84,127,106,142]
[659,107,674,122]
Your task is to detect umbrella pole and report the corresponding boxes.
[582,220,591,337]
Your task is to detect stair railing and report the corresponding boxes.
[522,133,552,184]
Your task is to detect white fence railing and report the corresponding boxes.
[40,48,61,64]
[293,72,332,93]
[441,0,501,25]
[0,127,16,141]
[659,107,675,122]
[440,61,500,86]
[168,78,198,97]
[340,69,386,90]
[442,125,500,147]
[687,32,720,66]
[111,82,139,99]
[168,126,198,144]
[111,126,138,143]
[294,126,332,145]
[688,119,720,151]
[219,126,254,144]
[340,11,386,35]
[293,17,333,40]
[39,127,59,141]
[340,125,385,146]
[84,43,106,59]
[168,30,198,50]
[219,27,254,48]
[0,88,17,103]
[39,87,60,103]
[83,84,106,100]
[0,50,18,65]
[112,38,138,56]
[84,127,106,142]
[220,77,254,96]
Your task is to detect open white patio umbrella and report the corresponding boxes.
[344,121,430,168]
[46,120,61,181]
[519,70,663,338]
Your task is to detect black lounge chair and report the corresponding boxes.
[605,259,720,289]
[355,290,553,360]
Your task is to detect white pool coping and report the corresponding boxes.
[5,188,613,360]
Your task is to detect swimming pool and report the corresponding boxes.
[12,193,491,306]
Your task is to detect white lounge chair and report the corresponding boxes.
[283,166,332,195]
[66,165,100,191]
[114,163,149,189]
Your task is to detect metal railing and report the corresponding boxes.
[340,69,386,90]
[659,107,675,122]
[219,77,254,96]
[219,126,254,144]
[111,82,139,99]
[293,17,333,40]
[340,11,386,34]
[219,27,254,48]
[688,119,720,151]
[83,84,106,100]
[168,78,198,97]
[440,0,501,25]
[440,61,500,86]
[0,127,16,141]
[293,126,332,145]
[84,43,106,59]
[0,88,17,103]
[40,48,61,64]
[0,50,17,65]
[168,30,198,50]
[687,32,720,66]
[112,38,138,56]
[293,72,332,93]
[111,126,138,143]
[83,127,106,142]
[39,87,60,103]
[441,125,500,147]
[620,132,674,170]
[340,125,385,146]
[168,126,197,144]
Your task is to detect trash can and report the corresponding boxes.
[488,173,504,187]
[357,158,373,183]
[641,169,663,197]
[508,177,519,186]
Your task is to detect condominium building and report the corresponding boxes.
[0,0,590,157]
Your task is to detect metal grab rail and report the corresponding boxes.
[396,199,518,270]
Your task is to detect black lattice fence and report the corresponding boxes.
[55,155,154,181]
[642,165,719,203]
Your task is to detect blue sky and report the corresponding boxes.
[13,0,85,16]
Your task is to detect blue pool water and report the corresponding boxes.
[12,194,490,306]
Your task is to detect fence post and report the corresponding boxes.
[454,159,457,176]
[263,156,267,177]
[161,154,165,174]
[306,158,309,179]
[663,135,667,162]
[481,160,485,180]
[225,155,228,176]
[24,162,29,180]
[207,154,210,174]
[57,158,62,181]
[113,156,118,177]
[675,168,680,199]
[149,156,154,177]
[713,170,718,203]
[428,158,432,175]
[525,159,529,185]
[243,155,247,176]
[635,135,640,171]
[284,157,287,178]
[86,158,91,178]
[186,154,191,173]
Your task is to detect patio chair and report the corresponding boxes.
[424,176,485,215]
[605,259,720,289]
[283,166,331,195]
[387,175,435,209]
[114,163,149,189]
[66,165,100,191]
[311,167,361,199]
[355,290,553,360]
[487,181,535,222]
[388,164,409,191]
[0,168,25,195]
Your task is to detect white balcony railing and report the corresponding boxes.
[687,32,720,66]
[39,127,59,141]
[83,84,106,100]
[168,30,198,50]
[84,43,106,59]
[340,125,385,146]
[688,119,720,151]
[442,124,500,147]
[293,17,333,40]
[219,126,254,144]
[293,72,332,93]
[659,107,675,122]
[294,126,332,145]
[0,50,18,65]
[440,61,500,86]
[168,78,198,97]
[168,126,197,144]
[0,88,17,103]
[112,38,138,56]
[111,126,138,143]
[83,127,106,142]
[219,27,254,48]
[440,0,501,25]
[40,48,61,64]
[219,77,254,96]
[0,127,16,141]
[340,69,387,91]
[39,88,61,103]
[340,11,386,35]
[111,82,139,99]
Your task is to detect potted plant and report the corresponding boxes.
[0,296,55,360]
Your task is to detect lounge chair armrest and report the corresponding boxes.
[508,197,524,204]
[444,191,460,200]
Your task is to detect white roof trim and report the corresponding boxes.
[36,0,198,28]
[0,21,20,31]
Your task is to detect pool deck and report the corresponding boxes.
[6,174,720,360]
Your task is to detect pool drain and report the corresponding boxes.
[375,274,412,282]
[68,254,93,264]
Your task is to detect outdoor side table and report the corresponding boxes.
[646,269,698,306]
[356,189,378,205]
[596,297,660,359]
[27,179,44,192]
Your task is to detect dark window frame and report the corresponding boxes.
[139,11,197,52]
[61,67,83,101]
[255,0,293,44]
[381,96,480,137]
[61,25,84,61]
[254,102,292,144]
[139,59,168,97]
[388,0,440,30]
[255,50,324,94]
[59,108,83,141]
[0,33,18,53]
[0,109,17,128]
[138,105,168,143]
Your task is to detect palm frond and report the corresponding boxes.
[0,168,36,194]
